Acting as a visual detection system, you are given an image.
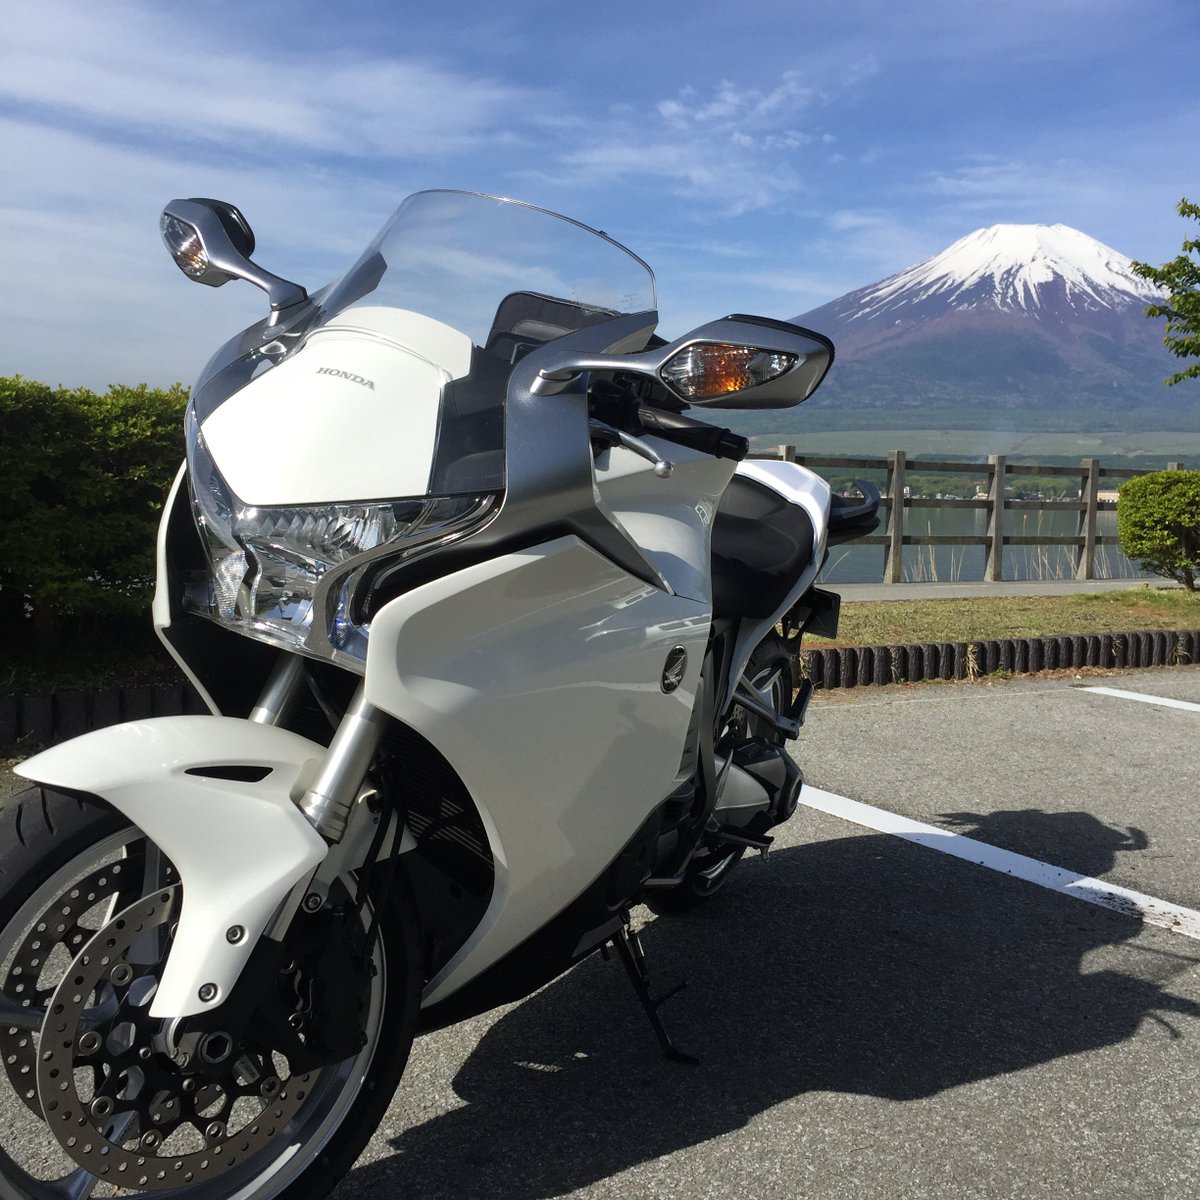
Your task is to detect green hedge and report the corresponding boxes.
[0,376,188,652]
[1118,469,1200,591]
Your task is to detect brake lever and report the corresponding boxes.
[589,419,674,478]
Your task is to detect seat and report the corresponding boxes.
[711,476,815,619]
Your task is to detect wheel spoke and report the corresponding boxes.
[0,990,45,1031]
[47,1166,101,1200]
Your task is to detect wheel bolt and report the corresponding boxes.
[140,1130,163,1151]
[205,1120,226,1143]
[137,1046,153,1061]
[77,1031,102,1055]
[110,963,134,987]
[90,1096,115,1119]
[260,1076,281,1098]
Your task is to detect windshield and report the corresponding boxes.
[191,190,656,424]
[320,190,656,348]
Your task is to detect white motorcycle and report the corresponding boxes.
[3,190,877,1198]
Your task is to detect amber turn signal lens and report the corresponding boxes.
[660,342,798,400]
[160,213,209,279]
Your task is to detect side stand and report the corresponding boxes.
[607,920,700,1065]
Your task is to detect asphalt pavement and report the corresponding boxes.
[2,664,1198,1197]
[336,664,1200,1200]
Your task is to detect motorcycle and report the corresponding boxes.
[2,190,879,1197]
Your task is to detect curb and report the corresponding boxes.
[799,629,1200,691]
[1,682,208,754]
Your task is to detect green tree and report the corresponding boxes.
[1132,198,1200,386]
[1117,470,1200,591]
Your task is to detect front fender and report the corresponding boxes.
[15,716,328,1019]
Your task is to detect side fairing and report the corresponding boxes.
[593,441,735,603]
[724,458,832,708]
[363,535,710,1005]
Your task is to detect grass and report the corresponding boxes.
[806,587,1200,648]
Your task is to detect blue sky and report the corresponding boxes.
[3,0,1198,388]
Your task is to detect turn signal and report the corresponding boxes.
[660,342,798,401]
[160,213,209,279]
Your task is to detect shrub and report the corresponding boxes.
[1117,470,1200,590]
[0,376,188,652]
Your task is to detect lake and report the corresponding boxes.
[819,503,1145,585]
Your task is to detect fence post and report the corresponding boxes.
[1168,461,1184,470]
[778,445,797,463]
[984,454,1006,582]
[883,449,906,583]
[1076,457,1099,580]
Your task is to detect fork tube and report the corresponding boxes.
[249,652,307,726]
[298,685,388,841]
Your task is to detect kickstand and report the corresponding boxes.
[609,920,700,1065]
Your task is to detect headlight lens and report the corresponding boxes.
[185,430,497,667]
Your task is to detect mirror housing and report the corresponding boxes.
[160,198,308,314]
[531,315,834,409]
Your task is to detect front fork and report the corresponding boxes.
[251,654,389,843]
[253,653,406,939]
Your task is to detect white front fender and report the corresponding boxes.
[15,716,329,1019]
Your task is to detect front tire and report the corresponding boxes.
[0,785,420,1199]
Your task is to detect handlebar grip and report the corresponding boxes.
[635,407,749,461]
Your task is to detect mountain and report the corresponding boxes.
[788,224,1184,431]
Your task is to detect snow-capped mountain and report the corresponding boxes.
[793,224,1177,424]
[835,224,1162,326]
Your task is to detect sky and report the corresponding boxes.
[2,0,1198,389]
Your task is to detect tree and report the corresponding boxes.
[1131,198,1200,386]
[1117,470,1200,591]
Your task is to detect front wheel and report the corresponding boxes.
[0,785,420,1199]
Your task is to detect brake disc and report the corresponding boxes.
[36,886,314,1192]
[2,853,148,1117]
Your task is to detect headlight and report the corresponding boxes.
[185,429,497,668]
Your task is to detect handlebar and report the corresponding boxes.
[634,406,749,461]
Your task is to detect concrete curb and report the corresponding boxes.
[800,629,1200,691]
[0,682,207,754]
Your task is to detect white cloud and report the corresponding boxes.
[1,1,530,158]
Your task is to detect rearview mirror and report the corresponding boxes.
[160,198,308,315]
[531,315,833,409]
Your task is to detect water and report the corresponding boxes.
[819,504,1145,585]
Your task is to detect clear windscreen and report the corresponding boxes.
[320,190,656,347]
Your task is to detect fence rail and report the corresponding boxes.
[756,448,1187,583]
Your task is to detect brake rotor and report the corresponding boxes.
[2,852,149,1117]
[36,886,314,1192]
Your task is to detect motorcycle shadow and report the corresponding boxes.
[341,809,1200,1199]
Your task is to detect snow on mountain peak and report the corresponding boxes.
[851,223,1163,320]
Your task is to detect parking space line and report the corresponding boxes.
[800,787,1200,940]
[1079,686,1200,713]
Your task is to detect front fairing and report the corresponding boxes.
[175,191,658,670]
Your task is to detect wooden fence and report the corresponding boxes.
[756,448,1187,583]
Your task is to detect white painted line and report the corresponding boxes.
[1079,686,1200,714]
[800,786,1200,940]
